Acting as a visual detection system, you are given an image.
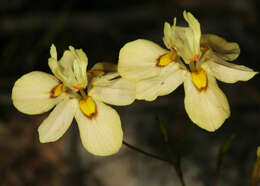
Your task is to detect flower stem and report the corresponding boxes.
[156,116,186,186]
[123,140,186,186]
[123,140,171,164]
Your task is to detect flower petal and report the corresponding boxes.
[75,100,123,156]
[12,71,62,115]
[89,72,136,105]
[168,11,201,63]
[118,39,168,82]
[90,62,117,72]
[38,99,77,143]
[136,63,185,101]
[201,34,240,61]
[184,73,230,132]
[202,54,258,83]
[48,45,88,90]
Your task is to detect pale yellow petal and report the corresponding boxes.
[184,73,230,132]
[38,99,77,143]
[91,62,117,72]
[201,34,240,61]
[170,11,201,63]
[136,63,185,101]
[75,100,123,156]
[118,39,168,82]
[48,45,88,90]
[89,72,136,105]
[12,71,62,115]
[163,22,173,49]
[202,55,258,83]
[50,44,57,60]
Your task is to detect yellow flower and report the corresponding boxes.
[118,11,258,132]
[12,45,135,156]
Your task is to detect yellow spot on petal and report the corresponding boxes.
[73,85,83,90]
[191,69,208,91]
[79,96,97,119]
[156,51,177,67]
[190,54,200,62]
[50,83,64,98]
[87,70,105,78]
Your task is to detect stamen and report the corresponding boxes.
[191,69,207,91]
[50,83,64,98]
[156,51,177,67]
[87,70,105,77]
[79,96,97,119]
[73,85,83,90]
[190,54,200,62]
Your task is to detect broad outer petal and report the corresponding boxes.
[136,63,185,101]
[202,56,258,83]
[12,71,62,115]
[118,39,168,82]
[75,100,123,156]
[38,98,77,143]
[89,72,136,106]
[201,34,240,61]
[184,73,230,132]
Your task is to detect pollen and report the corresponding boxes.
[50,83,64,98]
[87,70,105,77]
[156,51,177,67]
[73,85,84,90]
[190,54,200,62]
[191,69,208,91]
[79,96,97,119]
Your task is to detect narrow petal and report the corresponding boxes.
[12,71,62,115]
[202,55,258,83]
[50,44,57,60]
[38,99,77,143]
[170,11,201,63]
[201,34,240,61]
[136,63,185,101]
[75,100,123,156]
[163,22,173,49]
[89,72,136,105]
[184,73,230,132]
[118,39,168,81]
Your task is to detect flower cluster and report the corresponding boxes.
[12,11,257,156]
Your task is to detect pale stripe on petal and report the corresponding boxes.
[136,63,185,101]
[38,98,77,143]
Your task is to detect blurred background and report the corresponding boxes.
[0,0,259,185]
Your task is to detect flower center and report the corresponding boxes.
[191,69,207,91]
[79,96,97,119]
[156,51,177,67]
[73,85,84,90]
[189,54,200,63]
[50,83,64,98]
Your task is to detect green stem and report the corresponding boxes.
[123,140,172,164]
[123,140,185,186]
